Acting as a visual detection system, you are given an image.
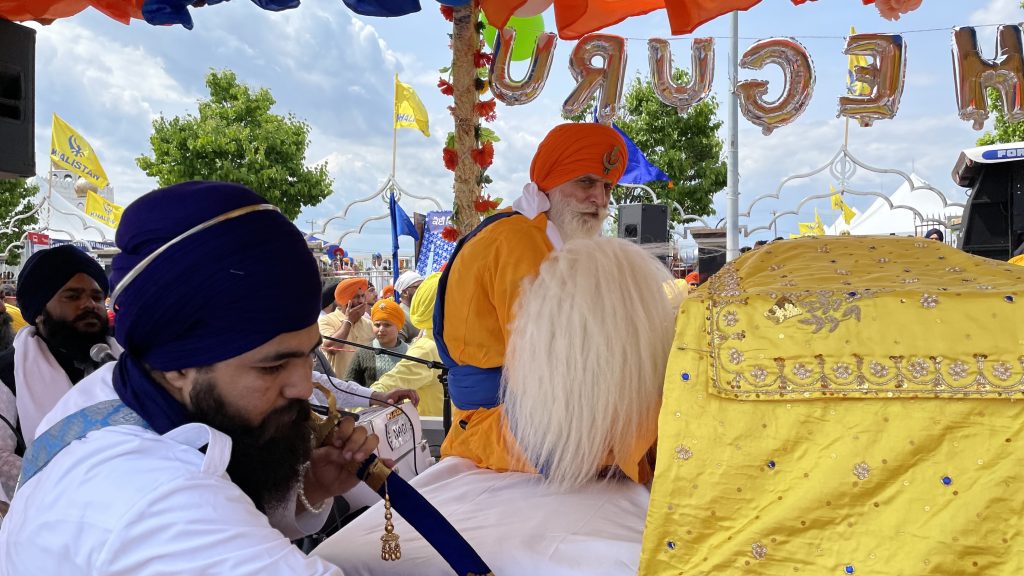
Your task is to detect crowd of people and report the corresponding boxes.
[0,121,1021,574]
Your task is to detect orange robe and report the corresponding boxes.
[439,210,654,483]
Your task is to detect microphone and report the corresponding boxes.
[89,343,118,365]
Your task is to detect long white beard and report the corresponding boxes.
[547,196,609,242]
[502,236,685,490]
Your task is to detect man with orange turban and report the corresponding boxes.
[434,122,627,474]
[317,277,374,377]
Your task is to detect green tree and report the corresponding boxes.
[137,70,332,220]
[565,71,727,222]
[976,88,1024,146]
[0,178,40,266]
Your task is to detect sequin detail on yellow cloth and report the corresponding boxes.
[702,237,1024,399]
[640,236,1024,574]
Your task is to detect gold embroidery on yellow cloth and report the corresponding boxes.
[701,237,1024,399]
[641,236,1024,574]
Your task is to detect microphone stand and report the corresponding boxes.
[322,335,452,435]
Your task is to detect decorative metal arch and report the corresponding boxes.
[308,174,445,246]
[739,145,965,238]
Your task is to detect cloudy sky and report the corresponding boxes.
[18,0,1022,255]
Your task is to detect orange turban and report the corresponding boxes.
[380,285,395,299]
[334,277,368,307]
[529,123,628,192]
[370,299,405,327]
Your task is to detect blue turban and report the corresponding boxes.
[17,244,109,327]
[111,181,321,371]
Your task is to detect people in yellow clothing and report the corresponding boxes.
[371,273,445,417]
[1,285,26,333]
[433,123,632,477]
[642,235,1024,574]
[317,277,373,377]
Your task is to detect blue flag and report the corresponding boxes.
[341,0,421,17]
[389,192,419,287]
[612,124,670,185]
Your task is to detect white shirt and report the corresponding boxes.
[312,456,650,575]
[0,364,342,575]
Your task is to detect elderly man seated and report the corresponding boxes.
[313,235,683,574]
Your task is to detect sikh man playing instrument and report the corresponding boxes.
[0,182,376,575]
[433,122,657,479]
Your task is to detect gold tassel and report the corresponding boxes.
[380,479,401,561]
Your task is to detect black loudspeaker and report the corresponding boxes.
[0,21,35,179]
[618,204,669,244]
[959,160,1024,260]
[697,247,726,280]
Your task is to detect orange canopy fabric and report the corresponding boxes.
[480,0,764,40]
[0,0,143,24]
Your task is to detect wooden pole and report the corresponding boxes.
[450,2,482,236]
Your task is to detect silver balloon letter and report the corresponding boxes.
[736,38,815,136]
[953,25,1024,131]
[489,28,557,106]
[648,37,714,115]
[562,34,627,124]
[838,33,906,127]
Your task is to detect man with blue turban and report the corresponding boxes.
[0,182,377,574]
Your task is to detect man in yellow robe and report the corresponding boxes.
[433,123,631,476]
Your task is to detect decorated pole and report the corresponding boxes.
[450,3,483,237]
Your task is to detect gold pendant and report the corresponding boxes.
[380,480,401,561]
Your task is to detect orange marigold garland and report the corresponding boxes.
[442,147,458,172]
[437,78,454,96]
[439,5,453,21]
[470,141,494,169]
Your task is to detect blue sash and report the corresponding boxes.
[433,211,520,410]
[18,399,151,490]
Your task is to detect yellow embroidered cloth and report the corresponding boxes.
[641,236,1024,574]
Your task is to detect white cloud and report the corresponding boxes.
[970,0,1022,25]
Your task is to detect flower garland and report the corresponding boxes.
[438,3,504,241]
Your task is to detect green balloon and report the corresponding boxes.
[481,13,546,63]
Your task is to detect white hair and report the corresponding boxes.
[502,236,683,490]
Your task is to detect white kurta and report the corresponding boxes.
[0,364,343,576]
[312,456,650,575]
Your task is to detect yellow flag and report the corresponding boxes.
[830,185,857,225]
[847,26,872,97]
[84,190,124,229]
[813,208,826,235]
[394,75,430,137]
[50,114,110,189]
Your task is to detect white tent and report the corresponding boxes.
[825,173,962,236]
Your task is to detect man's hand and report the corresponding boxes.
[302,417,379,505]
[345,299,366,324]
[371,388,420,407]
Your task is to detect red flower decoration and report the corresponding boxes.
[474,51,494,68]
[437,78,454,96]
[443,147,458,171]
[470,141,495,169]
[475,99,497,122]
[473,193,500,214]
[439,5,454,21]
[441,226,459,242]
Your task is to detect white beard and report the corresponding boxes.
[547,195,609,242]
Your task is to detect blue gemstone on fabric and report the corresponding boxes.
[681,372,691,381]
[942,476,952,486]
[767,460,776,469]
[1006,295,1016,303]
[667,540,677,551]
[844,565,855,574]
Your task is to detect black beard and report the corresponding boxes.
[190,376,312,514]
[38,308,109,359]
